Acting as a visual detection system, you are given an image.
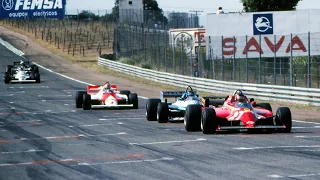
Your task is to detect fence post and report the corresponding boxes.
[73,47,75,57]
[259,34,261,84]
[221,35,224,81]
[274,35,277,85]
[290,33,293,86]
[307,32,311,88]
[233,36,236,81]
[246,35,248,83]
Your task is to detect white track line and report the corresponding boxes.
[68,123,123,128]
[268,173,320,178]
[234,145,320,150]
[294,135,320,138]
[130,138,207,145]
[99,117,143,121]
[1,149,44,154]
[75,157,174,166]
[293,120,320,125]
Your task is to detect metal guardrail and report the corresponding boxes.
[98,57,320,106]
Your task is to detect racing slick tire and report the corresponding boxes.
[75,91,87,108]
[120,90,131,97]
[6,65,13,73]
[256,103,272,112]
[184,104,202,132]
[201,108,217,134]
[31,65,39,73]
[82,94,92,110]
[256,103,273,125]
[157,102,169,123]
[275,107,292,133]
[129,93,138,109]
[146,99,161,121]
[4,72,10,84]
[35,73,41,83]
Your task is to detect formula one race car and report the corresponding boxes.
[75,82,138,110]
[146,86,203,123]
[184,89,292,134]
[4,60,40,84]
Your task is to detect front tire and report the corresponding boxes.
[201,108,217,134]
[275,107,292,133]
[75,91,87,108]
[157,102,169,123]
[146,99,161,121]
[184,105,202,132]
[4,72,10,84]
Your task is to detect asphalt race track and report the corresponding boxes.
[0,44,320,180]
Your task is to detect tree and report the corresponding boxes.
[240,0,301,12]
[111,0,119,19]
[78,10,99,20]
[112,0,167,26]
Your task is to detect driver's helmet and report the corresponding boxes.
[20,60,25,67]
[103,82,111,91]
[235,91,246,103]
[181,91,194,100]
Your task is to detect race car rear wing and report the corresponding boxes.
[87,85,102,94]
[160,91,185,101]
[14,61,30,65]
[201,96,226,107]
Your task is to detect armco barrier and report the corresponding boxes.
[98,57,320,106]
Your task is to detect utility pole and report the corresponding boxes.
[190,10,203,28]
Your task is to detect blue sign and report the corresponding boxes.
[253,13,273,35]
[0,0,65,19]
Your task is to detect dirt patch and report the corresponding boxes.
[0,25,319,122]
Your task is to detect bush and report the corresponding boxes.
[100,54,114,60]
[141,63,152,69]
[119,57,135,65]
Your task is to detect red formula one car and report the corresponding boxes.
[184,90,292,134]
[75,82,138,110]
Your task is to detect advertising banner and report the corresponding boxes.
[206,10,320,59]
[169,28,205,56]
[0,0,66,19]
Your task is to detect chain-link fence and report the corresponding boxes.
[114,24,320,89]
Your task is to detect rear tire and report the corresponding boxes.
[6,65,13,73]
[256,103,272,112]
[201,108,217,134]
[31,65,39,73]
[83,94,92,110]
[129,93,138,109]
[146,99,161,121]
[157,102,169,123]
[275,107,292,133]
[120,90,131,97]
[184,105,202,132]
[256,103,273,125]
[75,91,87,108]
[35,73,40,83]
